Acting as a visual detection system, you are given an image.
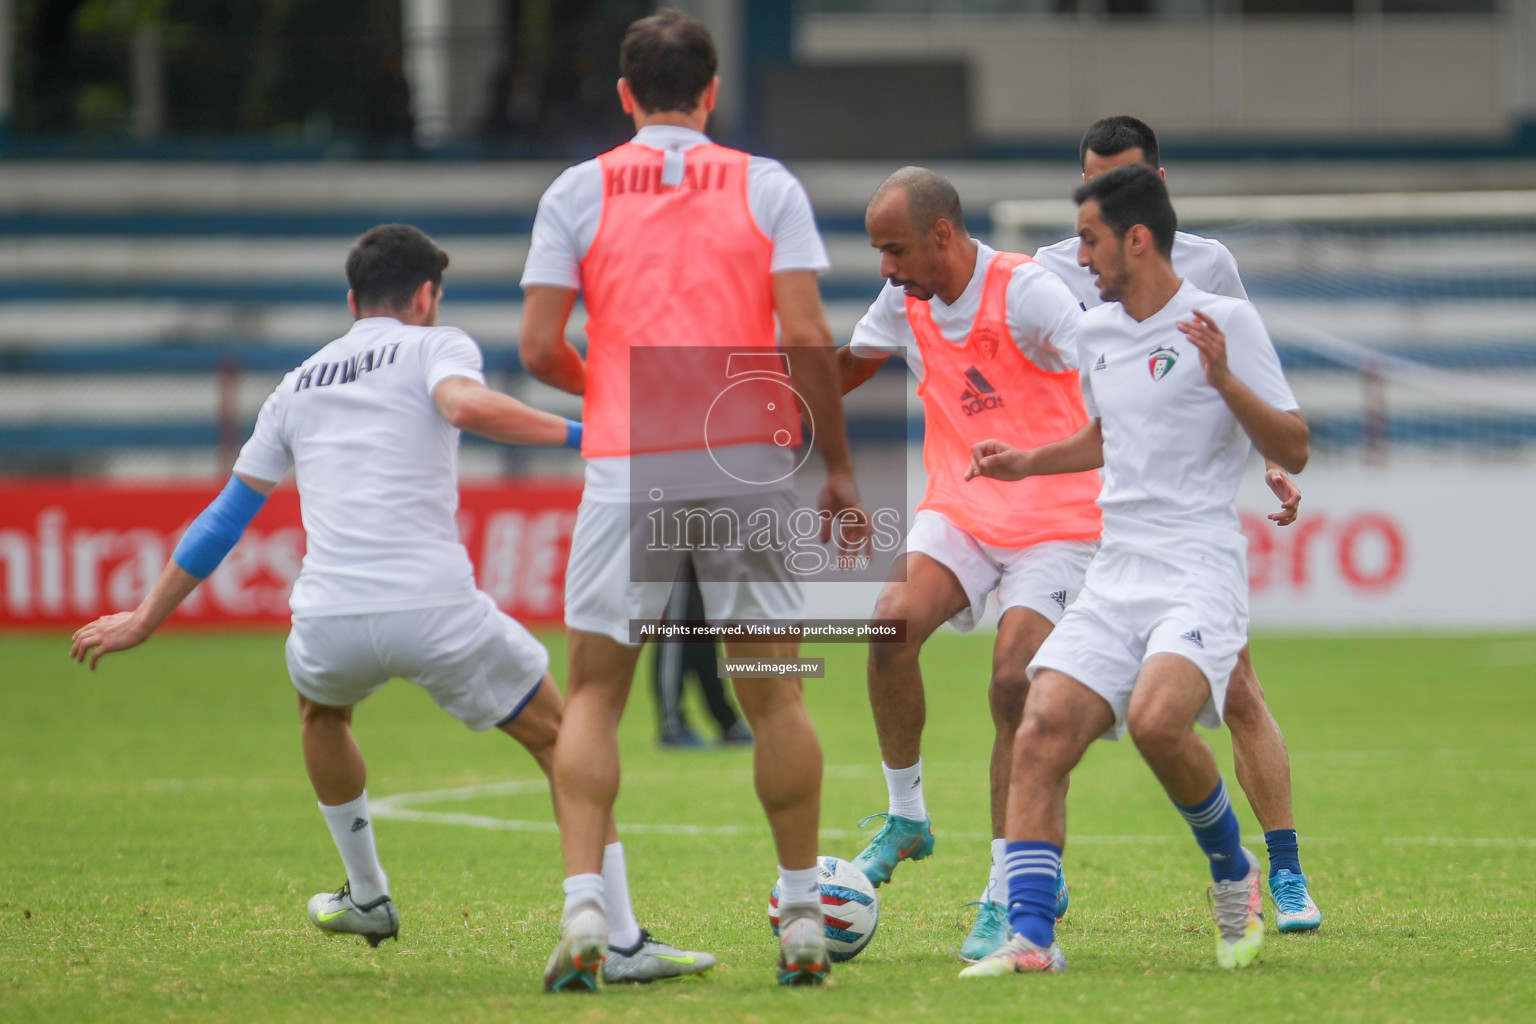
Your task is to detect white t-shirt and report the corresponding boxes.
[1078,281,1298,576]
[1034,230,1247,309]
[233,317,486,617]
[521,124,830,501]
[847,240,1083,379]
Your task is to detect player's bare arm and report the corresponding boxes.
[966,419,1105,482]
[1179,309,1310,473]
[773,269,871,554]
[70,472,279,669]
[1264,463,1301,526]
[431,376,571,446]
[836,344,889,396]
[519,285,587,395]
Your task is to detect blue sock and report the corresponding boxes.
[1265,829,1302,877]
[1174,780,1247,883]
[1004,841,1060,948]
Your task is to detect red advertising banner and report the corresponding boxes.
[0,480,583,629]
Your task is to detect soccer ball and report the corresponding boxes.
[768,855,880,962]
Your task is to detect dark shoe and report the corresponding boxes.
[659,726,707,749]
[719,721,754,746]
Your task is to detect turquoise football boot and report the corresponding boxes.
[959,900,1009,963]
[850,812,935,887]
[1269,869,1322,932]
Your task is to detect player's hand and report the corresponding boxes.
[1178,309,1231,389]
[1265,466,1301,526]
[966,439,1030,481]
[70,612,151,670]
[819,468,871,562]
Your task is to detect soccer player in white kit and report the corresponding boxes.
[836,168,1093,960]
[518,11,865,990]
[1033,116,1322,933]
[960,165,1309,977]
[69,225,712,981]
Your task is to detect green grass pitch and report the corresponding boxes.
[3,629,1533,1022]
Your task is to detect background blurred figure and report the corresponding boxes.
[653,558,753,749]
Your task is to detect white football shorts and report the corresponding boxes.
[1027,548,1247,741]
[285,591,550,731]
[904,510,1097,632]
[564,491,805,646]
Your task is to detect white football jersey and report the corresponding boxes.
[848,240,1083,380]
[233,317,486,617]
[1034,230,1247,309]
[1077,281,1297,577]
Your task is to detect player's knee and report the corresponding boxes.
[868,589,927,667]
[867,633,921,675]
[496,677,562,770]
[988,663,1030,728]
[511,711,559,768]
[1126,704,1186,762]
[1013,707,1075,770]
[1223,662,1264,727]
[732,678,804,724]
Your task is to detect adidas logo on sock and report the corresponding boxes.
[350,817,369,833]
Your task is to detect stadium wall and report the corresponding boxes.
[801,13,1509,142]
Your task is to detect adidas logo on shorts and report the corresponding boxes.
[1050,590,1067,609]
[1179,629,1204,649]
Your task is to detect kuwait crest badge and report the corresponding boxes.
[1148,346,1178,381]
[973,326,1000,361]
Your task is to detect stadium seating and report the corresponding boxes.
[6,161,1536,475]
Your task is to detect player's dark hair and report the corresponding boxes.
[620,9,717,113]
[1079,115,1159,170]
[871,166,967,237]
[1074,164,1176,257]
[345,224,449,312]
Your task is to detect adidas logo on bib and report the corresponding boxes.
[959,366,1004,416]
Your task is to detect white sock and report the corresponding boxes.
[983,838,1007,905]
[602,842,642,949]
[883,758,927,820]
[318,792,388,905]
[778,865,822,910]
[562,873,605,921]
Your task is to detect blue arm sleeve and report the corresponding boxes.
[564,419,583,449]
[171,476,269,579]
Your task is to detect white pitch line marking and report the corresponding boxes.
[370,779,1536,849]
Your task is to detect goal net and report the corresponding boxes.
[991,191,1536,462]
